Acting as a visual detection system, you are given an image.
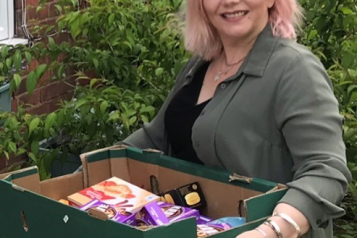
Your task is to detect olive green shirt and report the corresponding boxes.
[124,25,352,238]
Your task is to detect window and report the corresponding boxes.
[0,0,14,41]
[0,0,27,45]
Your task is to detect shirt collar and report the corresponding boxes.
[242,24,279,77]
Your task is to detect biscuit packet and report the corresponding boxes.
[68,177,160,213]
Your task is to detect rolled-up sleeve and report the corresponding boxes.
[274,47,352,229]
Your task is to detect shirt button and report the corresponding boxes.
[201,110,205,116]
[194,141,200,148]
[220,83,227,89]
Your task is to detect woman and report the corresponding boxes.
[124,0,352,237]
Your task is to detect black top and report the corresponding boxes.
[164,62,210,164]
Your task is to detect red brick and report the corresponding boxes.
[49,2,61,17]
[28,59,39,72]
[17,89,41,106]
[27,0,41,6]
[14,74,28,96]
[11,98,19,112]
[0,154,28,173]
[27,94,69,115]
[40,81,74,102]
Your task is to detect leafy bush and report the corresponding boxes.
[298,0,357,236]
[0,0,188,179]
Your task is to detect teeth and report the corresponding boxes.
[224,12,246,18]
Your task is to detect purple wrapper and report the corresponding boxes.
[157,201,200,223]
[135,201,170,226]
[80,200,136,226]
[196,215,214,225]
[197,223,232,237]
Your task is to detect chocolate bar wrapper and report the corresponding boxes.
[80,200,136,226]
[196,215,214,225]
[197,223,232,237]
[157,201,200,223]
[135,201,169,226]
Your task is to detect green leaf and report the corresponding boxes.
[90,78,98,88]
[35,64,48,79]
[344,128,357,141]
[31,140,39,155]
[4,151,9,160]
[340,7,353,15]
[1,45,9,58]
[8,141,17,153]
[128,116,137,126]
[45,112,57,136]
[25,52,32,64]
[28,152,37,164]
[26,71,37,94]
[13,74,22,89]
[14,50,22,70]
[74,99,87,110]
[107,111,120,122]
[100,101,109,114]
[48,37,55,47]
[55,4,62,13]
[155,67,164,76]
[93,58,99,69]
[108,13,115,25]
[342,53,355,68]
[28,118,40,138]
[140,105,155,113]
[15,148,27,156]
[140,115,149,123]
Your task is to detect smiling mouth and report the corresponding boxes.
[222,11,249,18]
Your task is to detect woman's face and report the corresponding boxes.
[202,0,274,42]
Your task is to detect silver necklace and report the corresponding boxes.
[214,55,246,82]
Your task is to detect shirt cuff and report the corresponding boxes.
[278,188,345,230]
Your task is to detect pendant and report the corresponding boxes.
[214,72,222,82]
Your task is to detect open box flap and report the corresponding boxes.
[0,166,41,194]
[238,185,288,222]
[80,145,127,188]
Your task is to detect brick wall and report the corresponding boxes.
[12,0,75,114]
[0,0,79,172]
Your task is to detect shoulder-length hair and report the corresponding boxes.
[182,0,304,61]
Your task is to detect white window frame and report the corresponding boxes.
[0,0,28,45]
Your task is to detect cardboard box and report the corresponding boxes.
[0,146,287,238]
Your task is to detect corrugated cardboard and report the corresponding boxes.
[0,146,287,238]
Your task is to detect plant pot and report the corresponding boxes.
[0,83,11,113]
[39,138,82,178]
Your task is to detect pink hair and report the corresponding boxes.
[182,0,304,61]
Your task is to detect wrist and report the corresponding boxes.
[257,223,279,238]
[268,216,297,238]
